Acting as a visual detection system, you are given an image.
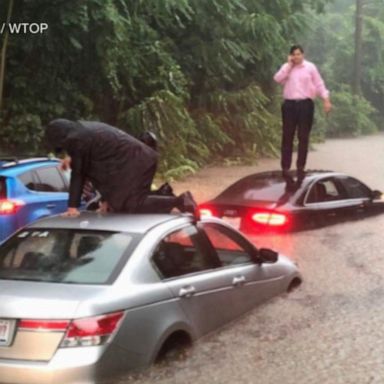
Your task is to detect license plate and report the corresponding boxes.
[222,216,241,229]
[0,319,16,347]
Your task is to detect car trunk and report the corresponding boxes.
[202,199,278,230]
[0,280,104,361]
[210,197,277,213]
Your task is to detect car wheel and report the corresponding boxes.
[287,278,302,293]
[156,331,192,364]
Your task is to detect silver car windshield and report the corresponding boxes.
[0,229,135,284]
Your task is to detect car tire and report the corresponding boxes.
[156,331,192,364]
[287,278,302,292]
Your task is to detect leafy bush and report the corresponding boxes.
[313,88,378,137]
[0,112,42,153]
[0,0,336,177]
[197,85,281,159]
[119,90,206,176]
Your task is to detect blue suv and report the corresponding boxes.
[0,157,70,242]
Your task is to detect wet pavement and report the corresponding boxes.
[115,134,384,384]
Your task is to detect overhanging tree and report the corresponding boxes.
[0,0,334,172]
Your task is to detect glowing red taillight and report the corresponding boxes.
[0,199,25,215]
[19,319,70,331]
[66,312,124,338]
[251,212,287,226]
[62,311,125,347]
[199,205,220,217]
[18,311,124,348]
[199,208,214,217]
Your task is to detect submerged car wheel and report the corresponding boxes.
[156,331,192,363]
[287,278,302,292]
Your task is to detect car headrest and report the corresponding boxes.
[77,236,102,258]
[162,242,185,267]
[316,183,327,200]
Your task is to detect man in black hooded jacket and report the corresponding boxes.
[45,119,198,217]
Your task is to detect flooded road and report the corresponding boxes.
[116,134,384,384]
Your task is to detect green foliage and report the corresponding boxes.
[314,88,378,137]
[0,0,333,175]
[200,84,281,157]
[0,111,42,153]
[120,90,206,176]
[304,0,384,135]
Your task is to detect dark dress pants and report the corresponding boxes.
[281,99,314,171]
[119,164,180,214]
[134,195,180,214]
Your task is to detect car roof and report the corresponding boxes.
[0,158,60,177]
[243,169,340,181]
[211,170,351,205]
[27,212,195,235]
[224,170,348,189]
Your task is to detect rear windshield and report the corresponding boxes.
[217,175,288,202]
[0,229,137,284]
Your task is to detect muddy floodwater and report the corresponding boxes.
[115,134,384,384]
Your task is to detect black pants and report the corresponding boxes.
[132,180,178,214]
[134,195,179,214]
[88,191,180,214]
[281,99,314,171]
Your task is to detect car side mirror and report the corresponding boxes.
[371,190,382,200]
[258,248,278,264]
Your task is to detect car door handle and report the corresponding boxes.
[179,286,196,298]
[232,276,246,287]
[46,204,56,209]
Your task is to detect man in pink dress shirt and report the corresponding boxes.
[274,45,332,181]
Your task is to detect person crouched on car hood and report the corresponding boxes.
[45,119,198,217]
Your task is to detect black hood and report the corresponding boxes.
[45,119,90,152]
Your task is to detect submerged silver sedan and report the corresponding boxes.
[0,212,301,384]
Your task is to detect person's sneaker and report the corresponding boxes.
[178,191,200,220]
[157,182,174,196]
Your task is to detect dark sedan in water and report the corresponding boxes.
[199,170,384,232]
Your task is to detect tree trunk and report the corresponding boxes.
[0,0,14,113]
[353,0,363,95]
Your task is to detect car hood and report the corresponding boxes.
[0,280,106,319]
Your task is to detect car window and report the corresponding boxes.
[0,229,135,284]
[34,166,67,192]
[201,223,253,266]
[152,226,218,279]
[306,179,346,203]
[19,171,38,191]
[339,177,371,199]
[217,175,288,202]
